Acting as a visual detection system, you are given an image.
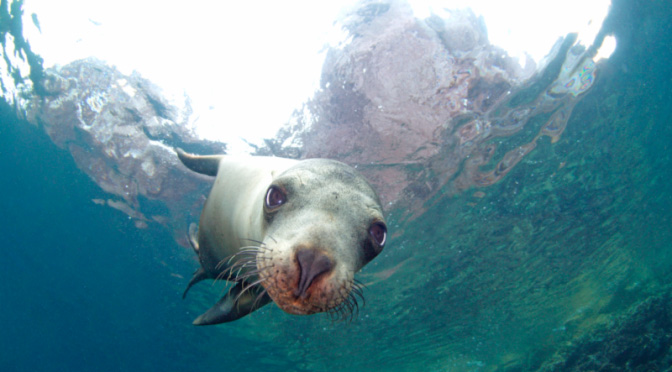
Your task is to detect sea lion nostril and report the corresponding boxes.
[295,249,333,299]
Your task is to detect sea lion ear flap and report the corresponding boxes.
[175,148,223,177]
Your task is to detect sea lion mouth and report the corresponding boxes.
[262,275,347,316]
[257,246,364,320]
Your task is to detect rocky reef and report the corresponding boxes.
[540,294,672,371]
[265,0,597,220]
[21,58,224,243]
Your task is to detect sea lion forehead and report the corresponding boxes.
[277,159,381,202]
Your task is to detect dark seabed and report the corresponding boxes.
[1,0,672,371]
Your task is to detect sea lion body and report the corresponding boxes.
[197,156,296,277]
[177,149,387,325]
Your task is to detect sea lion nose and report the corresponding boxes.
[294,248,333,299]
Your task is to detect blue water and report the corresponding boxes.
[0,120,193,370]
[2,0,672,371]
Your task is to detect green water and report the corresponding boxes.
[1,0,672,371]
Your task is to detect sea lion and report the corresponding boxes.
[176,149,387,325]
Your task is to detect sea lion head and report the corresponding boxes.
[256,159,387,319]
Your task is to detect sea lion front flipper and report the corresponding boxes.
[187,223,199,254]
[182,223,205,299]
[192,282,273,326]
[175,148,223,176]
[182,267,208,299]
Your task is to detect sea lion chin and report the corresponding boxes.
[176,149,387,325]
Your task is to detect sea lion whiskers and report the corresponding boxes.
[339,298,357,324]
[213,244,268,279]
[234,266,272,282]
[216,244,269,269]
[224,242,269,255]
[234,277,267,303]
[229,263,273,284]
[225,262,256,283]
[215,258,251,280]
[328,301,348,323]
[216,251,250,271]
[213,245,272,282]
[347,293,360,322]
[219,252,260,271]
[341,290,357,323]
[327,293,347,322]
[237,245,270,253]
[325,279,363,324]
[226,256,273,282]
[232,281,274,314]
[240,238,268,246]
[349,279,366,311]
[352,278,367,308]
[218,265,273,299]
[229,277,274,313]
[213,258,256,283]
[252,287,271,309]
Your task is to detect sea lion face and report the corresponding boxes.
[256,159,387,317]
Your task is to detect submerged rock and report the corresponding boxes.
[23,58,224,244]
[264,0,596,219]
[540,293,672,371]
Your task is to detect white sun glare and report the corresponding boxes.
[22,0,612,154]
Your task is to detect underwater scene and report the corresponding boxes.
[1,0,671,371]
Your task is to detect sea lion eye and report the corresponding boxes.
[369,222,387,247]
[265,186,286,210]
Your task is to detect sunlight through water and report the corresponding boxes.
[22,0,612,153]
